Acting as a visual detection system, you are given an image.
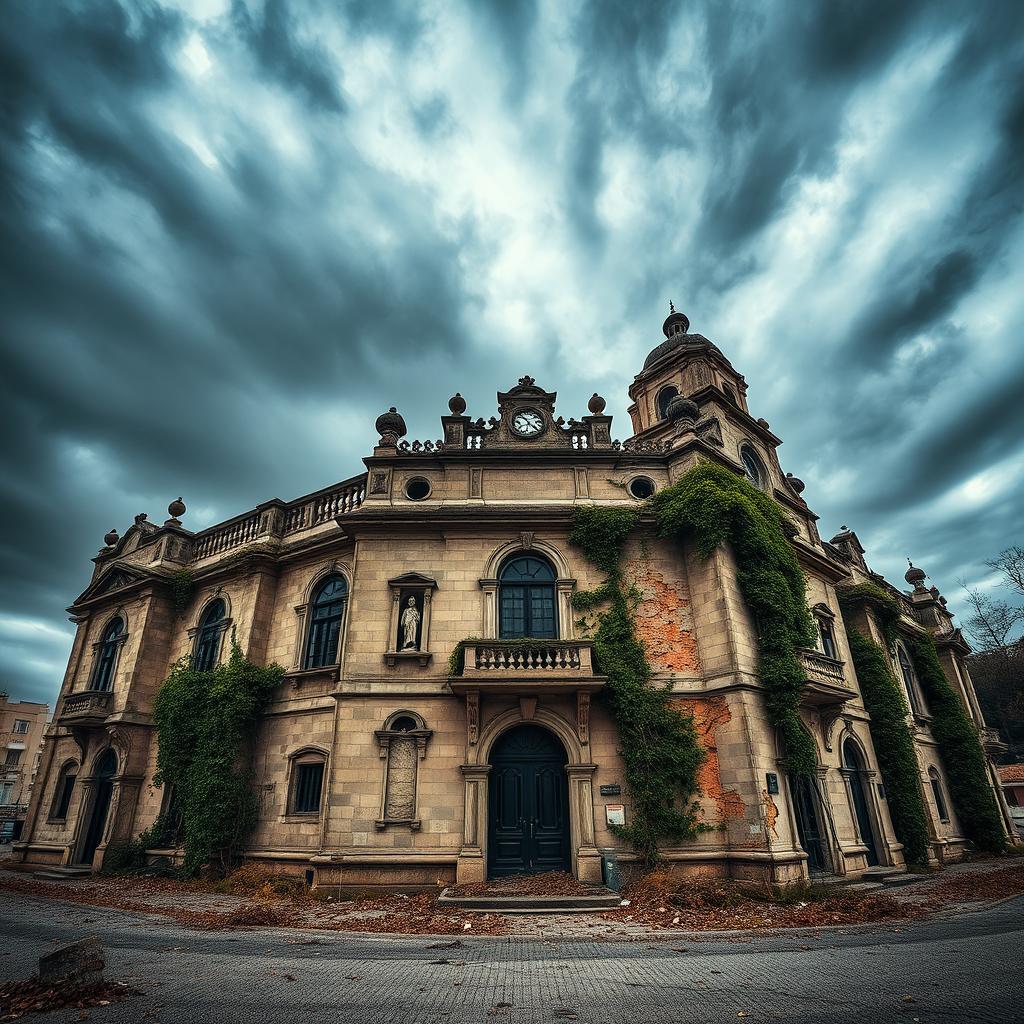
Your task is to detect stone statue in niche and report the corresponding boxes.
[400,597,421,650]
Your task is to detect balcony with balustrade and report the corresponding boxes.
[797,649,858,707]
[57,690,113,727]
[448,639,605,694]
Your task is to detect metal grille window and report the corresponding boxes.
[193,600,226,672]
[4,749,22,767]
[91,617,125,691]
[292,761,325,814]
[499,556,557,639]
[304,577,348,669]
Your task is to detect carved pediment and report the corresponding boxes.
[75,564,150,606]
[387,572,439,589]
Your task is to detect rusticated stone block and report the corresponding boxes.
[38,937,104,985]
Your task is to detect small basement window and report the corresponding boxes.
[627,476,656,500]
[404,477,432,501]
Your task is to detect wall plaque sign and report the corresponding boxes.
[599,784,621,796]
[605,804,625,826]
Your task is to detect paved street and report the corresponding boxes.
[1,892,1021,1024]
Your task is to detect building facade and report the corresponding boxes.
[1,692,49,843]
[13,308,1016,886]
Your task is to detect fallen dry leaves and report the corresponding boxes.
[0,978,138,1022]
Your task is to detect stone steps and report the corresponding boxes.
[33,866,92,881]
[437,888,621,913]
[880,873,930,888]
[841,882,885,893]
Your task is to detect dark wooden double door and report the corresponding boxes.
[488,725,570,877]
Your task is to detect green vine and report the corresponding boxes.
[169,567,195,617]
[152,641,283,876]
[649,462,819,776]
[843,630,931,863]
[837,582,902,649]
[570,505,709,865]
[905,634,1006,853]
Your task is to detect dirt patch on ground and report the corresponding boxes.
[0,978,138,1022]
[445,872,599,898]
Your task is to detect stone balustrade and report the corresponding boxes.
[192,510,266,560]
[59,690,113,723]
[460,640,595,676]
[283,476,366,534]
[797,648,847,684]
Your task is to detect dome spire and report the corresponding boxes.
[661,302,689,338]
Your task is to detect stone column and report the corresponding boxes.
[457,764,490,883]
[479,580,498,638]
[565,763,602,883]
[556,580,575,640]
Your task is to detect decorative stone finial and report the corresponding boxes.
[666,394,699,423]
[757,417,770,429]
[164,497,186,528]
[905,559,927,588]
[448,393,467,415]
[785,472,805,494]
[375,406,407,445]
[588,393,606,415]
[103,528,119,547]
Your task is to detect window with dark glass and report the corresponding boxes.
[5,750,22,767]
[896,645,924,715]
[656,386,679,420]
[304,577,348,669]
[91,617,124,691]
[292,761,325,814]
[52,766,77,820]
[818,618,838,660]
[13,720,28,734]
[499,555,557,639]
[193,600,226,672]
[929,767,949,822]
[740,445,765,489]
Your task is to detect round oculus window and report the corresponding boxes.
[404,477,432,501]
[627,476,656,500]
[510,408,544,438]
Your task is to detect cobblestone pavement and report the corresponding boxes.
[1,892,1021,1024]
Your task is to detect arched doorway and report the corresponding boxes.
[843,740,879,866]
[79,749,117,865]
[791,774,831,876]
[487,725,570,877]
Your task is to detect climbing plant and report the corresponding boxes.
[169,567,195,618]
[570,505,710,864]
[904,634,1006,853]
[153,640,283,876]
[837,582,901,650]
[648,462,820,776]
[842,630,931,864]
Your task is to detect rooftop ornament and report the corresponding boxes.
[103,528,119,548]
[448,393,467,415]
[165,497,186,528]
[905,558,927,589]
[375,406,408,447]
[588,393,607,415]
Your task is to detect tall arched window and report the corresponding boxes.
[656,385,679,420]
[193,599,226,672]
[90,617,125,691]
[304,576,348,669]
[499,555,557,639]
[928,767,950,822]
[49,761,78,821]
[740,444,765,490]
[895,643,924,716]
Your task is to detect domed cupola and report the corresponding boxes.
[642,304,723,371]
[662,302,689,338]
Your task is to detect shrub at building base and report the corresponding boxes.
[153,641,283,877]
[843,630,931,864]
[570,505,709,864]
[905,634,1007,854]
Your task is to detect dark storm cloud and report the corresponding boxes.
[1,0,1023,703]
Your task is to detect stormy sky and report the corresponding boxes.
[2,0,1023,707]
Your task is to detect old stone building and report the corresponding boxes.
[1,691,49,843]
[13,308,1016,886]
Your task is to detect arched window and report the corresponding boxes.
[90,617,125,692]
[288,750,327,815]
[49,761,78,821]
[740,445,765,490]
[193,600,226,672]
[928,767,950,822]
[818,616,838,660]
[656,386,679,420]
[304,576,348,669]
[499,555,557,639]
[895,643,924,716]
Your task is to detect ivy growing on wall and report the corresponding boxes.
[152,640,283,876]
[648,462,820,777]
[570,504,710,864]
[842,629,932,864]
[904,634,1006,854]
[837,582,902,649]
[169,567,195,618]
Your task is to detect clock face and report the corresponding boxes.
[511,408,544,438]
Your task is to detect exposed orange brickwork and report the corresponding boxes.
[671,696,746,822]
[626,559,701,673]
